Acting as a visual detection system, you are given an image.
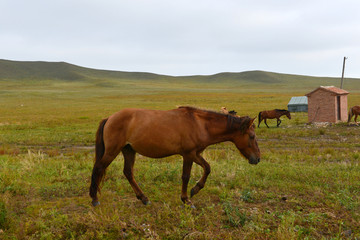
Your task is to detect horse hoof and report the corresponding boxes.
[141,198,151,205]
[92,201,100,207]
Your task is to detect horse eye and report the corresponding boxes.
[249,134,255,140]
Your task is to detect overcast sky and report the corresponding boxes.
[1,0,360,77]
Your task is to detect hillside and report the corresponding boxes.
[0,59,162,81]
[1,59,359,91]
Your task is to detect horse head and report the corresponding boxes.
[286,111,291,119]
[231,117,261,165]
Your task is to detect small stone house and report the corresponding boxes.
[305,86,349,123]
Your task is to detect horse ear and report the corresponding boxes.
[248,117,256,128]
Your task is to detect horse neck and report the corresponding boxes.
[278,111,287,117]
[201,114,238,144]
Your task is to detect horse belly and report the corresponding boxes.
[129,132,184,158]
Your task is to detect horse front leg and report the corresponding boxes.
[355,114,358,125]
[181,154,194,207]
[122,145,149,205]
[277,118,282,127]
[190,154,211,198]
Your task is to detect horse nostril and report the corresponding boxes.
[249,157,260,165]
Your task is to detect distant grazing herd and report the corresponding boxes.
[222,105,360,127]
[221,106,291,128]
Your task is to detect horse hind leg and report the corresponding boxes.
[90,151,119,206]
[122,145,149,205]
[264,119,269,128]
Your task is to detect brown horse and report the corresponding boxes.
[220,107,237,116]
[258,109,291,128]
[348,106,360,124]
[90,106,260,207]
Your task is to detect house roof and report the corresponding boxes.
[288,96,308,105]
[305,86,349,97]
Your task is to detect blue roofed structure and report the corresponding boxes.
[287,96,308,112]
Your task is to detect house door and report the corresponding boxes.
[337,96,341,120]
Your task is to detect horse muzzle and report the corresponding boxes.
[248,156,260,165]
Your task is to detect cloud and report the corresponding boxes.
[1,0,360,77]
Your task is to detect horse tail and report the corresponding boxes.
[258,111,262,127]
[348,107,353,123]
[95,118,108,164]
[90,118,108,199]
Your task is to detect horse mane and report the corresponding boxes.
[178,106,227,116]
[227,115,252,133]
[178,106,251,133]
[275,109,288,112]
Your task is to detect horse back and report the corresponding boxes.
[261,109,288,119]
[103,108,206,157]
[260,110,273,118]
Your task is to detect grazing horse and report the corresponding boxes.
[348,106,360,124]
[90,106,260,207]
[221,107,237,116]
[258,109,291,128]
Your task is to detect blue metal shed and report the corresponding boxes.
[287,96,308,112]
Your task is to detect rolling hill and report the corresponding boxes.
[1,59,359,91]
[0,59,163,81]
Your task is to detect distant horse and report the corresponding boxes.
[90,106,260,207]
[258,109,291,128]
[348,106,360,124]
[221,107,237,116]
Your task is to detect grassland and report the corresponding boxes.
[0,60,360,239]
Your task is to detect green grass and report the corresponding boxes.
[1,141,359,239]
[1,65,360,239]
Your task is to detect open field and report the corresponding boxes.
[1,62,360,239]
